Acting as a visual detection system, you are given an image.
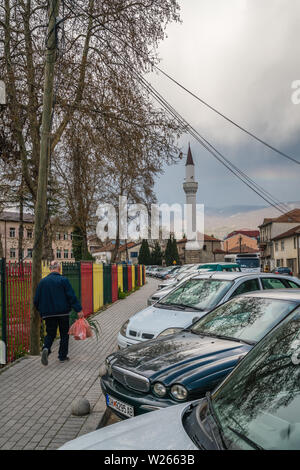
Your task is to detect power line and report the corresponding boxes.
[63,1,294,218]
[69,1,300,166]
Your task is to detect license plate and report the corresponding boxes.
[106,394,134,418]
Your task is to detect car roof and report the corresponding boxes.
[242,289,300,301]
[190,272,300,282]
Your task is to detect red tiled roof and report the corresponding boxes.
[259,209,300,227]
[118,242,137,253]
[177,234,221,244]
[225,230,260,240]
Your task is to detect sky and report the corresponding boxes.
[151,0,300,209]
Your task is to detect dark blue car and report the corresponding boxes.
[100,291,299,420]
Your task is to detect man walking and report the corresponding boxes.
[34,261,84,366]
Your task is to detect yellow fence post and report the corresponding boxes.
[118,265,123,292]
[93,264,104,313]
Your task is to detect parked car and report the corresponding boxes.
[156,266,181,280]
[101,290,300,420]
[272,267,293,276]
[195,263,241,272]
[117,272,300,349]
[61,291,300,449]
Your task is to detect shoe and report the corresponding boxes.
[41,348,49,366]
[59,357,70,363]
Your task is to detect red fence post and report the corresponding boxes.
[111,265,118,303]
[127,265,132,292]
[81,262,93,318]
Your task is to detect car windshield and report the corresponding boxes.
[191,297,297,343]
[237,259,260,269]
[158,279,233,311]
[210,305,300,450]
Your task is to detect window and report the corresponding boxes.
[294,237,297,249]
[10,248,16,258]
[230,279,260,298]
[64,233,68,241]
[27,230,33,239]
[287,280,300,289]
[261,278,287,290]
[281,241,285,251]
[27,249,33,259]
[10,227,16,238]
[275,242,279,252]
[71,251,74,259]
[130,252,138,258]
[64,250,69,259]
[159,279,233,312]
[56,233,61,241]
[70,233,74,241]
[56,249,62,259]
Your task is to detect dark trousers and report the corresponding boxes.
[43,316,70,360]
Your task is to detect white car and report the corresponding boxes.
[117,272,300,348]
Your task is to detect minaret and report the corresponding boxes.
[183,145,198,236]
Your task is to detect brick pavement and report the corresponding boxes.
[0,278,159,450]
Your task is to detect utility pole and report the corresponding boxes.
[30,0,60,355]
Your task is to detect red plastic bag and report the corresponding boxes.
[69,318,93,341]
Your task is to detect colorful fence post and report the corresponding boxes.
[132,265,135,290]
[127,265,132,292]
[117,265,123,293]
[42,261,50,279]
[81,262,93,318]
[123,265,128,292]
[93,263,103,313]
[103,265,112,305]
[111,265,118,303]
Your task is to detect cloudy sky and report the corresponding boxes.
[151,0,300,209]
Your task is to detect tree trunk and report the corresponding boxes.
[30,0,60,355]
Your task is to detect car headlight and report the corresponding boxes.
[171,384,188,401]
[153,382,167,397]
[120,320,129,337]
[157,328,183,338]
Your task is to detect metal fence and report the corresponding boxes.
[0,260,146,365]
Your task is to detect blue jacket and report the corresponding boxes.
[34,272,82,319]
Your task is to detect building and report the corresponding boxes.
[272,225,300,275]
[0,211,75,262]
[223,230,260,254]
[259,209,300,270]
[177,235,224,264]
[92,241,150,265]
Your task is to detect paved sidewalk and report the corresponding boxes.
[0,279,159,450]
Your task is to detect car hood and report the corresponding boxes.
[127,306,207,337]
[112,332,252,386]
[60,402,197,450]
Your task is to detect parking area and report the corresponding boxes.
[0,278,159,450]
